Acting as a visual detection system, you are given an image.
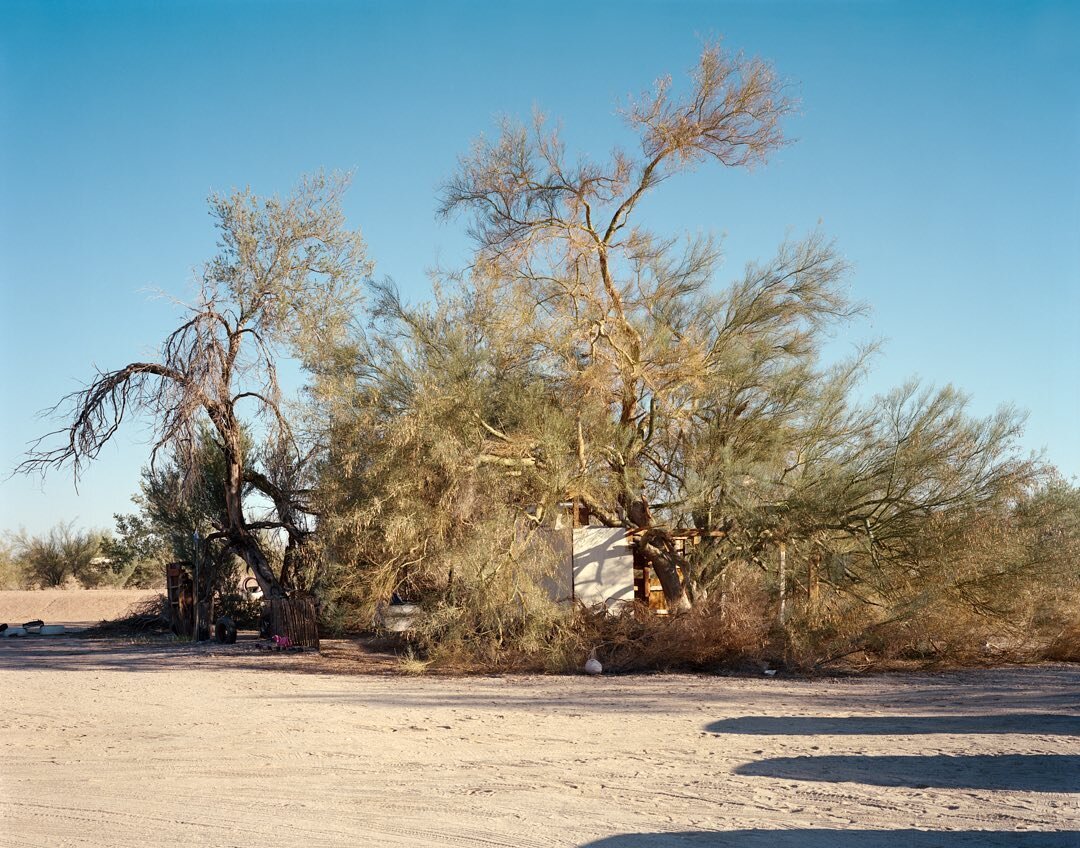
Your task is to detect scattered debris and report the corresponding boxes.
[1,620,64,637]
[78,595,172,637]
[255,635,305,653]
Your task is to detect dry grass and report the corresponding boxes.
[398,647,435,675]
[397,561,1080,675]
[393,563,777,674]
[1046,618,1080,662]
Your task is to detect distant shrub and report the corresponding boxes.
[10,522,105,588]
[0,540,26,589]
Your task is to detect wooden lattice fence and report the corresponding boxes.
[264,597,320,649]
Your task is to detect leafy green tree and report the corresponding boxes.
[98,512,170,589]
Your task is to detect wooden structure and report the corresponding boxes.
[571,527,635,609]
[561,500,726,614]
[165,562,194,636]
[264,597,320,649]
[631,528,727,612]
[167,562,320,647]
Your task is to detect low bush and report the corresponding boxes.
[0,541,25,589]
[215,593,263,630]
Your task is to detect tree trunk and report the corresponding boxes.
[641,539,692,612]
[221,428,286,598]
[233,535,285,598]
[778,541,787,624]
[279,532,315,593]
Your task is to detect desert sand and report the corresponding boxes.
[0,588,160,629]
[0,594,1076,847]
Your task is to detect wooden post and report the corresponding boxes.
[778,542,787,624]
[192,533,201,641]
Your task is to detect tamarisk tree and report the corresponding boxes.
[325,41,1037,620]
[20,172,370,597]
[435,42,838,609]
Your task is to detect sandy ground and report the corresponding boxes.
[0,601,1077,847]
[0,589,161,628]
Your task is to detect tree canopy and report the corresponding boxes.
[314,43,1039,624]
[21,171,371,597]
[20,42,1074,669]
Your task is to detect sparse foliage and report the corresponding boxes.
[11,521,105,588]
[15,40,1074,671]
[20,172,371,598]
[0,537,25,589]
[313,41,1066,669]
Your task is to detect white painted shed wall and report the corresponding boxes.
[571,527,634,610]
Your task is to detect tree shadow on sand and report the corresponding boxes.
[706,714,1080,736]
[734,754,1079,792]
[580,831,1078,847]
[0,634,399,675]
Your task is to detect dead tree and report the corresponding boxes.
[19,172,371,597]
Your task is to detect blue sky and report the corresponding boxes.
[2,0,1078,535]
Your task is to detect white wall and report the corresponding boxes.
[571,527,634,610]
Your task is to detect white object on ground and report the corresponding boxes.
[40,624,66,635]
[382,603,419,633]
[3,626,27,637]
[584,657,603,675]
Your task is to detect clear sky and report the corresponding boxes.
[2,0,1078,535]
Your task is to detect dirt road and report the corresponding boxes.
[0,589,159,629]
[0,635,1076,847]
